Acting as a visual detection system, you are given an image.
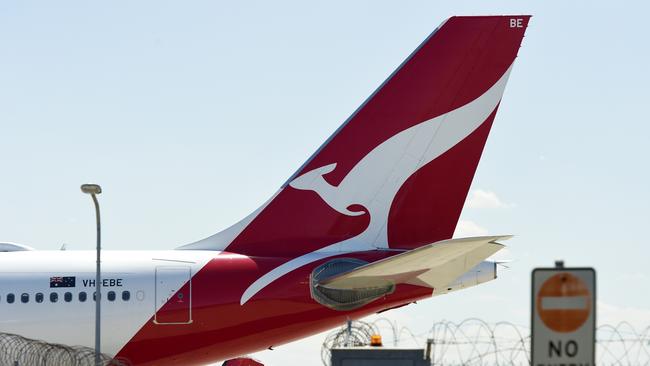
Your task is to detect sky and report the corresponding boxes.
[1,1,649,365]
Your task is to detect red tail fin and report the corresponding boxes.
[180,15,530,256]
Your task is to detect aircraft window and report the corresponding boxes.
[64,292,72,302]
[107,291,116,302]
[79,292,87,302]
[93,291,97,301]
[122,291,130,301]
[21,293,29,303]
[7,294,15,304]
[36,293,44,303]
[50,292,58,303]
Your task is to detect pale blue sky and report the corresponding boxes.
[1,1,649,365]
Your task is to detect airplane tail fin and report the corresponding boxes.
[179,15,530,257]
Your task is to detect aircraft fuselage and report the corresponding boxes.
[0,250,430,365]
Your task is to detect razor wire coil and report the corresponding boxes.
[0,332,128,366]
[2,319,649,365]
[322,318,650,366]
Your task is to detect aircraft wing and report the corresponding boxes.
[318,235,511,290]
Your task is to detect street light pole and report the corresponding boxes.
[81,184,103,366]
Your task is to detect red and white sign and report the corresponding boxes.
[532,267,596,366]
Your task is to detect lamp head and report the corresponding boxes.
[81,184,102,195]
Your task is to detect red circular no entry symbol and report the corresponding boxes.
[536,272,591,333]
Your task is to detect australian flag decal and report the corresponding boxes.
[50,276,76,288]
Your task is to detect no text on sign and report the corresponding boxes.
[532,266,596,366]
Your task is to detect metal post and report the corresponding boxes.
[81,184,102,366]
[92,193,101,366]
[346,319,352,347]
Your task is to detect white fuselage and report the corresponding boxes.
[0,250,216,356]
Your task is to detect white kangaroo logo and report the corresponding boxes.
[289,163,366,217]
[240,65,513,304]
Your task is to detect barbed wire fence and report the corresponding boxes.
[320,320,379,364]
[2,320,649,365]
[0,332,128,366]
[321,318,650,366]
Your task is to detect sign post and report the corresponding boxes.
[531,262,596,366]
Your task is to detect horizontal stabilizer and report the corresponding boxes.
[0,242,35,252]
[319,235,510,290]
